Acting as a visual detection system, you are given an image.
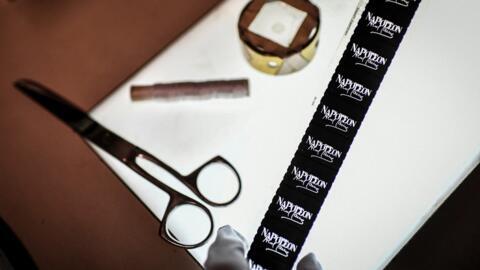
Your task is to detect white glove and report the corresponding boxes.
[205,226,322,270]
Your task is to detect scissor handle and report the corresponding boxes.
[127,149,215,249]
[159,193,214,249]
[184,156,242,207]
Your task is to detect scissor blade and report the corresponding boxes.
[14,79,94,134]
[15,79,136,161]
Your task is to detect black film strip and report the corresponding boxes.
[247,0,421,269]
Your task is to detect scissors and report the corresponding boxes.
[15,79,242,249]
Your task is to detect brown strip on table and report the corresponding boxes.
[131,79,250,101]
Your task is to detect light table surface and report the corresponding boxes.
[89,0,480,269]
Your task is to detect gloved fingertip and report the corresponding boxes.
[205,226,250,270]
[218,225,239,238]
[219,224,233,231]
[218,225,247,246]
[305,253,317,261]
[297,253,322,270]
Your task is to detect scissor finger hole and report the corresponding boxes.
[165,204,212,247]
[197,161,240,205]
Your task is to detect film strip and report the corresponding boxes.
[247,0,421,269]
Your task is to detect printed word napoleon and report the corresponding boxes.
[306,135,342,162]
[248,259,268,270]
[261,227,297,257]
[320,105,357,132]
[365,12,403,39]
[351,43,387,70]
[276,196,313,225]
[335,74,373,102]
[291,166,328,194]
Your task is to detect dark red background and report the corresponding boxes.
[0,1,219,269]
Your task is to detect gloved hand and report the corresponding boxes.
[205,225,322,270]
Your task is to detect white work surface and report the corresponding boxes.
[89,1,480,269]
